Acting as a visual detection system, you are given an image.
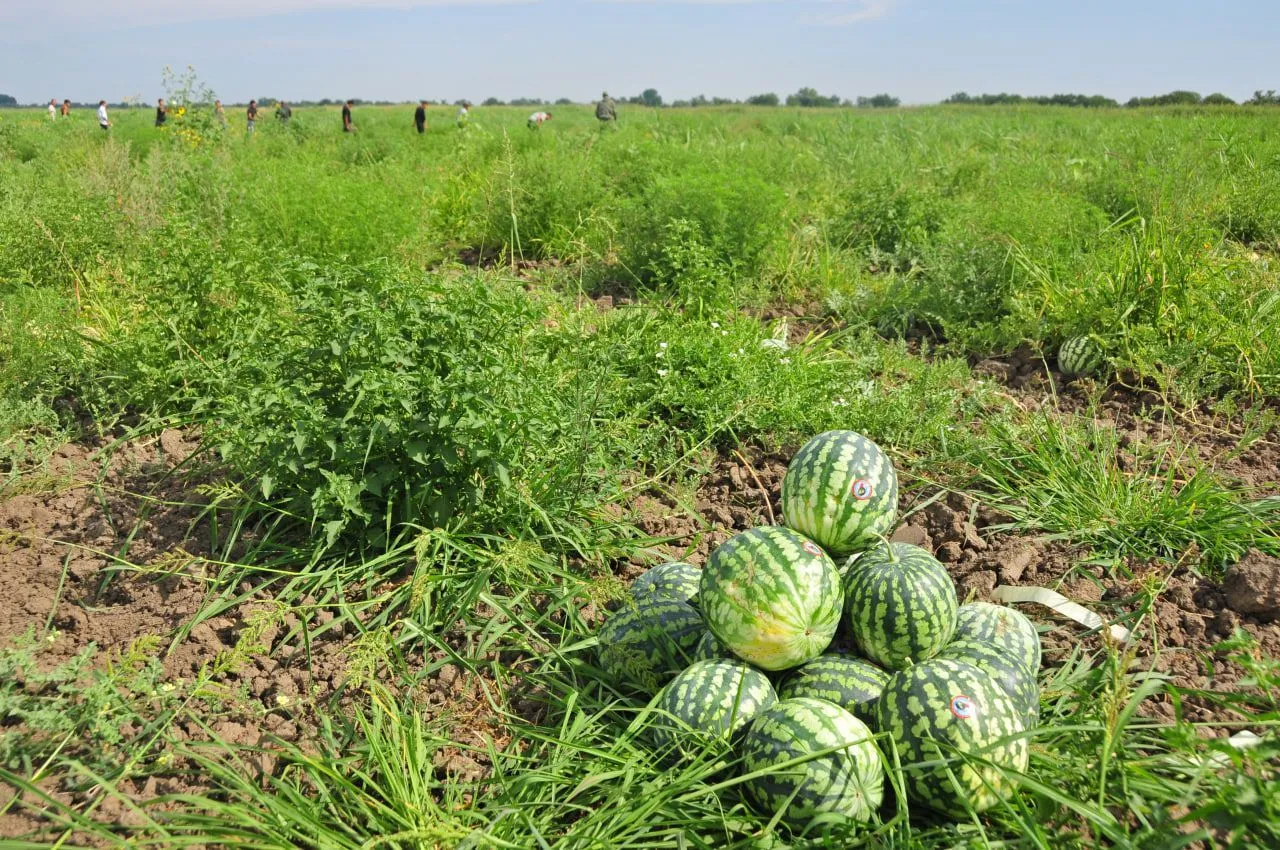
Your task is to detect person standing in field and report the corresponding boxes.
[97,100,110,130]
[455,101,470,128]
[276,101,292,123]
[61,99,71,117]
[48,99,57,120]
[215,99,227,127]
[595,91,617,126]
[527,110,551,129]
[414,100,428,134]
[342,100,354,132]
[246,100,258,133]
[155,98,168,126]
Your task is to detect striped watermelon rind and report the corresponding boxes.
[937,638,1040,729]
[651,659,778,752]
[741,697,885,829]
[597,598,705,694]
[876,658,1029,817]
[693,629,734,663]
[700,526,843,672]
[781,431,898,558]
[952,602,1042,674]
[1058,335,1105,377]
[843,542,958,670]
[777,653,891,725]
[632,561,702,605]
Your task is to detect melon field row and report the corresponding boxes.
[0,103,1278,847]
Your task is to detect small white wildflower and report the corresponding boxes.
[710,322,720,329]
[780,357,791,365]
[655,350,665,358]
[834,397,849,407]
[45,630,58,644]
[275,694,292,707]
[658,341,668,349]
[721,330,729,336]
[657,368,669,378]
[737,347,745,355]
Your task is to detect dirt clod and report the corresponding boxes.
[1222,550,1280,619]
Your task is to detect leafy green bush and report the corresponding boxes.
[212,267,548,543]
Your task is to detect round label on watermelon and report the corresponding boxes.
[949,695,975,720]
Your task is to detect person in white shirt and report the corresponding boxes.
[48,99,57,120]
[456,101,470,128]
[527,111,552,129]
[97,100,110,130]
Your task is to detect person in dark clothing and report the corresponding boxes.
[155,98,168,127]
[342,100,354,132]
[276,101,292,123]
[246,100,258,133]
[414,100,427,133]
[595,91,617,126]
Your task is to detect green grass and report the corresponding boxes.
[2,98,1280,847]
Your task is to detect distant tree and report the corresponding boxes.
[945,91,1115,108]
[555,97,573,105]
[482,96,504,106]
[1127,90,1202,107]
[746,92,779,106]
[671,99,691,108]
[1246,89,1280,105]
[639,88,663,107]
[856,93,900,108]
[786,87,841,107]
[509,97,545,106]
[0,93,17,107]
[1201,92,1236,105]
[711,96,736,105]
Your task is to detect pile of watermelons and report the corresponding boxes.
[597,430,1042,829]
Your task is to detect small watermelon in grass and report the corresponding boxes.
[781,430,898,558]
[700,526,843,672]
[876,658,1029,817]
[651,659,777,753]
[952,602,1042,674]
[843,542,958,670]
[597,598,704,694]
[778,653,890,724]
[1057,335,1105,377]
[632,561,701,605]
[741,697,885,829]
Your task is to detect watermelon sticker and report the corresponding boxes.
[850,479,873,500]
[949,695,976,720]
[802,540,823,558]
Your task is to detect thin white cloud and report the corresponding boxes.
[590,0,899,26]
[813,0,895,26]
[1,0,537,30]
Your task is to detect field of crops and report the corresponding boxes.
[2,100,1280,847]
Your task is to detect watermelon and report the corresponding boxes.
[699,526,843,671]
[875,658,1029,817]
[777,653,890,725]
[938,638,1039,728]
[842,543,958,670]
[741,697,885,829]
[692,629,733,663]
[952,602,1041,674]
[781,430,898,558]
[1058,335,1105,377]
[597,598,704,694]
[632,561,701,605]
[651,659,777,752]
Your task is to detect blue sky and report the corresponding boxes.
[1,0,1277,105]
